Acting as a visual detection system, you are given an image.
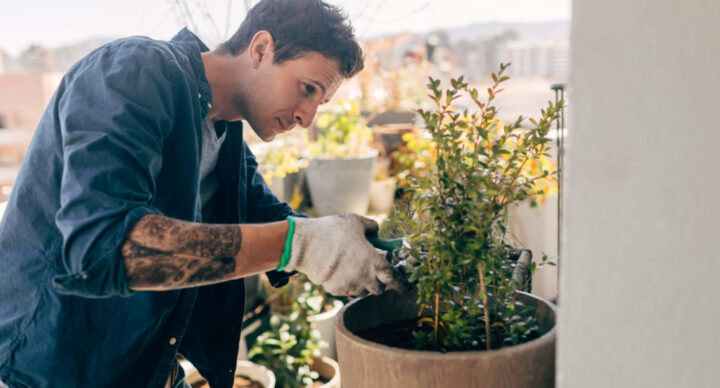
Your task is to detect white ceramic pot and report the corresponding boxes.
[507,194,559,301]
[306,150,378,216]
[237,318,262,361]
[307,299,344,360]
[369,177,397,214]
[182,359,276,388]
[311,356,341,388]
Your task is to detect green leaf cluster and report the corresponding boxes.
[311,101,373,158]
[257,130,310,184]
[393,64,563,351]
[248,280,326,388]
[389,128,436,187]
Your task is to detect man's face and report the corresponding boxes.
[237,51,344,141]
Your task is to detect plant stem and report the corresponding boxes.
[498,156,530,207]
[433,289,440,345]
[477,263,491,351]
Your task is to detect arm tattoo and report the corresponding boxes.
[122,215,242,289]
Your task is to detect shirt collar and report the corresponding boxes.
[171,28,213,117]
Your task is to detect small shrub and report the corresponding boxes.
[390,63,562,351]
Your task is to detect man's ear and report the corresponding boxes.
[249,30,275,69]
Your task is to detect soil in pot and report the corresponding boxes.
[309,377,330,387]
[309,356,340,388]
[355,311,543,352]
[354,318,419,349]
[185,360,275,388]
[192,375,264,388]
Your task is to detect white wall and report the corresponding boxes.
[559,1,720,387]
[509,197,558,300]
[508,145,559,302]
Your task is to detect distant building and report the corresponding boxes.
[454,30,518,81]
[361,33,426,69]
[18,45,55,73]
[0,51,22,74]
[0,72,63,130]
[500,39,569,78]
[52,37,114,72]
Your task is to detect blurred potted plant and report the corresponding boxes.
[253,130,310,205]
[182,359,276,388]
[306,101,377,216]
[258,276,344,360]
[248,277,341,388]
[389,127,436,189]
[359,54,433,156]
[303,283,344,361]
[335,64,563,388]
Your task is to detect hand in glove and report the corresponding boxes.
[281,214,407,297]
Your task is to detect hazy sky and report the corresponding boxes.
[0,0,570,56]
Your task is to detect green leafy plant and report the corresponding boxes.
[391,63,562,352]
[389,127,436,187]
[311,100,373,158]
[256,130,310,185]
[248,278,330,388]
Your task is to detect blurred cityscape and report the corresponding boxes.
[0,20,568,197]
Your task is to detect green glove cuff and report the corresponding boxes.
[277,216,295,271]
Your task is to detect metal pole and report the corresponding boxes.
[550,83,565,302]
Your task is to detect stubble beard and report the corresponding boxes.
[231,92,266,141]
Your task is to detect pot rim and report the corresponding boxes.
[182,359,276,387]
[311,356,340,387]
[309,148,379,162]
[336,290,557,359]
[308,299,344,322]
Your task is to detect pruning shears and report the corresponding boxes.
[367,236,414,288]
[368,237,535,293]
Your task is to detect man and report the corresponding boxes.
[0,0,403,387]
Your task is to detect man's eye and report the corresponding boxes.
[304,84,316,95]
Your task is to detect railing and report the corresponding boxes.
[551,83,566,302]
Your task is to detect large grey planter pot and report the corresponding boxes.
[306,150,378,216]
[335,289,556,388]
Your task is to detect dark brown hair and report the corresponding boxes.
[221,0,364,78]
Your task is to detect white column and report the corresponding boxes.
[559,1,720,387]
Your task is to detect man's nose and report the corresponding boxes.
[293,100,320,128]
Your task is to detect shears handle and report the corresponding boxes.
[367,236,414,289]
[367,236,405,252]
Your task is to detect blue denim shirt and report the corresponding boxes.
[0,29,296,388]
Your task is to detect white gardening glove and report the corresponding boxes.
[282,213,406,297]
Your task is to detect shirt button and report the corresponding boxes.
[207,102,212,109]
[197,93,202,99]
[169,337,177,346]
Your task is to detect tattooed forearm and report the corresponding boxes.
[122,215,242,290]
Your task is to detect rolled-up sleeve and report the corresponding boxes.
[52,42,177,298]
